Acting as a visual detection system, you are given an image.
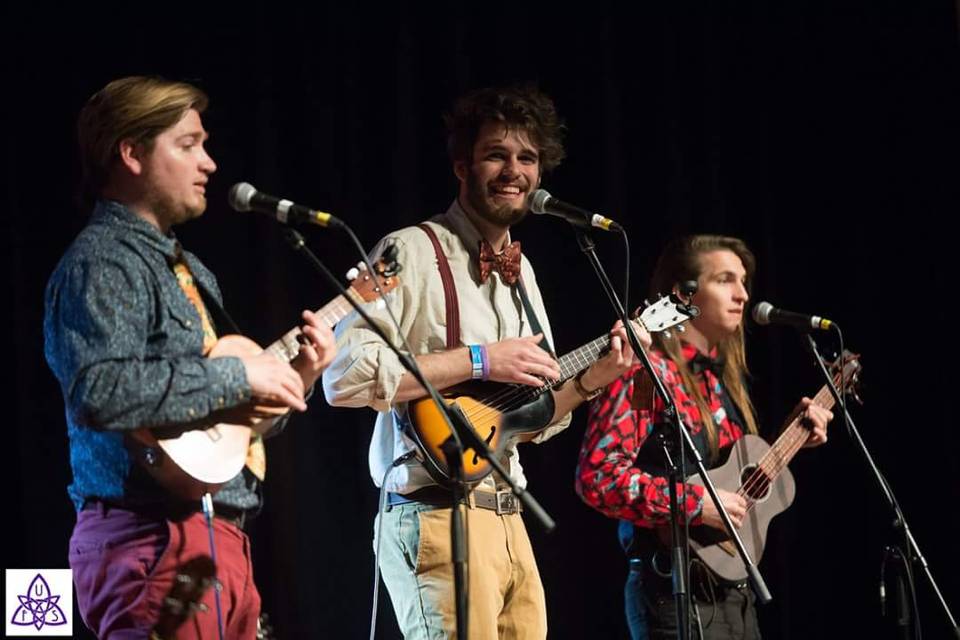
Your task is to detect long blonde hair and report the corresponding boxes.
[650,235,759,459]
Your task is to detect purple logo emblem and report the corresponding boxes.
[10,573,68,631]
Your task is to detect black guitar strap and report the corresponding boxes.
[197,284,243,338]
[514,278,556,358]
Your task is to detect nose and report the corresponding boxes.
[500,155,520,179]
[734,280,749,302]
[199,147,217,174]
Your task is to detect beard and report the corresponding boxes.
[145,187,206,229]
[464,168,530,227]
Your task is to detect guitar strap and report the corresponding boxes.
[194,280,243,339]
[514,278,555,357]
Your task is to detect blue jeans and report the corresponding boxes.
[625,558,651,640]
[625,554,761,640]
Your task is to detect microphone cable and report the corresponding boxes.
[370,450,417,640]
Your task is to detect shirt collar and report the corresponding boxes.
[92,199,181,259]
[680,341,720,364]
[444,198,513,261]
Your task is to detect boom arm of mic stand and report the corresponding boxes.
[804,334,958,637]
[572,227,772,610]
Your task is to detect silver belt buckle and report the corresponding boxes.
[495,489,517,515]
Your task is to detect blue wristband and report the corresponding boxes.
[480,344,490,381]
[468,345,485,380]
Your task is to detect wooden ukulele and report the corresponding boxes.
[406,296,696,484]
[679,351,863,582]
[129,256,400,500]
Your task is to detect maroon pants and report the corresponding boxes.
[70,504,261,639]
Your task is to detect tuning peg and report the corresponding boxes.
[382,242,399,262]
[345,267,359,282]
[675,324,685,333]
[681,303,700,318]
[848,380,865,405]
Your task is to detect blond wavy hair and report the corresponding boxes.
[77,76,208,206]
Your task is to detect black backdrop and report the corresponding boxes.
[5,3,960,638]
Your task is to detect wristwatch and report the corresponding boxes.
[573,369,603,401]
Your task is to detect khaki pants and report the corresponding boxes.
[375,502,547,639]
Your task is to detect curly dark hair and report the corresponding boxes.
[444,85,566,173]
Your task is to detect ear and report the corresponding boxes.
[117,138,146,176]
[453,160,467,184]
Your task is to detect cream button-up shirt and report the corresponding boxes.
[322,200,571,493]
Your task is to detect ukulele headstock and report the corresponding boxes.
[830,350,864,405]
[631,294,699,335]
[345,243,402,303]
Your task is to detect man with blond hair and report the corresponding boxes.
[44,76,335,639]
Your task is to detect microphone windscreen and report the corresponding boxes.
[228,182,256,212]
[751,301,774,325]
[529,189,552,214]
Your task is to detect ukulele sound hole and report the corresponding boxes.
[471,426,497,466]
[739,464,772,501]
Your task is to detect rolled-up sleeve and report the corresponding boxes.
[323,236,419,412]
[576,363,706,527]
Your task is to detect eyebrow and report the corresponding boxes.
[480,142,539,157]
[176,131,209,143]
[713,269,747,279]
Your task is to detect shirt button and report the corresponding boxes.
[218,397,225,406]
[185,320,193,327]
[188,408,196,417]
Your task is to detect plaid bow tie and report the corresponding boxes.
[478,239,522,285]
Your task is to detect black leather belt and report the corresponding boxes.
[81,500,250,530]
[387,485,522,515]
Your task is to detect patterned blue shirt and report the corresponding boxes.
[44,200,262,512]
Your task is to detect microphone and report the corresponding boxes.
[752,301,833,331]
[228,182,342,229]
[529,189,622,232]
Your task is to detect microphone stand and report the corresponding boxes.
[572,227,772,639]
[803,333,959,639]
[281,228,556,640]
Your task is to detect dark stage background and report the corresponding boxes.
[5,4,960,638]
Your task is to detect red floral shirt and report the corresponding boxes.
[576,343,747,528]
